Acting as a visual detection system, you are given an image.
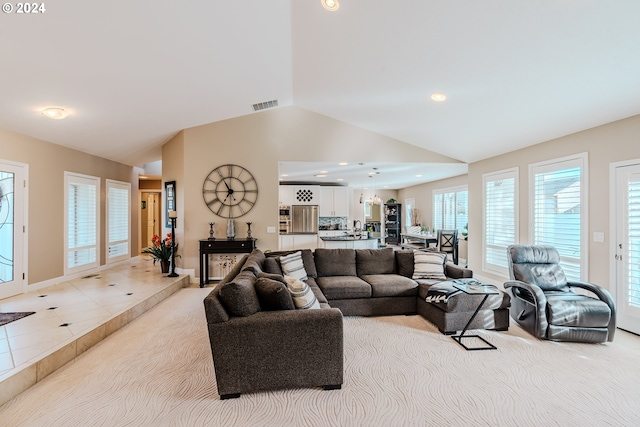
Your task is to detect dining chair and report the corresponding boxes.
[436,229,458,265]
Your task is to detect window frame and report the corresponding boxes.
[64,172,100,275]
[482,167,519,276]
[432,185,468,233]
[106,179,131,264]
[528,153,588,281]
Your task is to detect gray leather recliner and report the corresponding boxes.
[505,245,616,343]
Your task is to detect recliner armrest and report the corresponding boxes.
[568,280,616,341]
[504,280,549,338]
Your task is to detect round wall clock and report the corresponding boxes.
[202,164,258,218]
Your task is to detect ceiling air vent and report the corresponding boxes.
[252,99,279,112]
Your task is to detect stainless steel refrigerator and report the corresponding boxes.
[291,205,318,233]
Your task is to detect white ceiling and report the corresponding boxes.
[2,1,640,185]
[278,161,468,190]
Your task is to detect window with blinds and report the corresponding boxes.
[65,172,100,274]
[433,186,468,233]
[106,180,130,263]
[530,154,587,281]
[483,168,518,275]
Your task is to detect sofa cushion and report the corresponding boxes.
[266,249,317,278]
[217,270,261,317]
[356,248,396,276]
[284,275,321,309]
[546,292,611,327]
[254,277,295,311]
[240,249,266,276]
[263,257,283,275]
[315,248,357,277]
[316,276,372,300]
[306,277,328,304]
[258,271,285,282]
[412,251,447,280]
[360,274,418,298]
[395,250,415,277]
[280,251,308,281]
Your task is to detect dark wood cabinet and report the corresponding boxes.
[384,203,402,245]
[199,239,257,287]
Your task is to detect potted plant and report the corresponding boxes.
[142,233,180,273]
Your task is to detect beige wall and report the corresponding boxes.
[0,128,138,286]
[468,114,640,288]
[169,106,463,275]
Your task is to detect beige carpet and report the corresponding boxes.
[1,288,640,426]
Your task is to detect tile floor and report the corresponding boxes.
[0,256,190,405]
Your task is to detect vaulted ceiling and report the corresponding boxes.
[2,1,639,171]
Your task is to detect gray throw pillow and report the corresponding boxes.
[255,277,295,311]
[218,271,261,317]
[263,257,283,275]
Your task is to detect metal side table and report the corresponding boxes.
[451,283,500,351]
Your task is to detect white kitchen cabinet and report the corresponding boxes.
[279,234,294,251]
[279,234,318,251]
[319,187,349,217]
[279,185,295,206]
[322,238,379,249]
[293,234,317,250]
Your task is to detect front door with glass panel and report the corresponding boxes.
[0,160,25,299]
[615,162,640,335]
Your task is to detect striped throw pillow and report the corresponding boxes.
[284,275,320,310]
[280,251,308,282]
[412,251,447,280]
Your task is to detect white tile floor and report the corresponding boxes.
[0,256,190,405]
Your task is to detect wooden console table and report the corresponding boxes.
[199,238,257,287]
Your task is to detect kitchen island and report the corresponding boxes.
[320,235,385,249]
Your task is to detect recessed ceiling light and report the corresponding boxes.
[320,170,328,174]
[430,93,447,102]
[416,174,423,177]
[337,178,344,181]
[314,174,327,178]
[321,0,339,11]
[42,107,69,120]
[338,162,348,166]
[281,174,288,177]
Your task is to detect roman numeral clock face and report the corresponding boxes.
[202,164,258,219]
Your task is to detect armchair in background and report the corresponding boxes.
[505,245,616,343]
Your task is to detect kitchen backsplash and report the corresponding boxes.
[319,217,348,230]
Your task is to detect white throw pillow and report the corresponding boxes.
[284,275,320,310]
[412,251,447,280]
[280,251,308,282]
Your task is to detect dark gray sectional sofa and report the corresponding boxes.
[203,247,510,399]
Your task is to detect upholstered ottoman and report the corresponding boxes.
[416,279,511,334]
